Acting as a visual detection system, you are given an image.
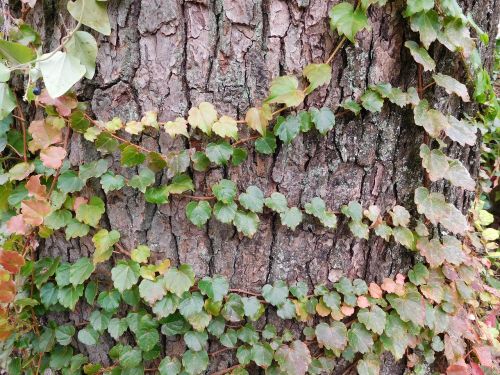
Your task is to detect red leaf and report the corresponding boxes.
[470,362,484,375]
[473,346,493,367]
[0,280,16,303]
[0,250,25,274]
[446,364,471,375]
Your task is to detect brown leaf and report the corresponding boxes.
[21,200,51,226]
[28,120,62,152]
[26,175,47,200]
[37,90,78,117]
[446,364,470,375]
[0,280,16,303]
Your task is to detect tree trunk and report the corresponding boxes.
[27,0,499,373]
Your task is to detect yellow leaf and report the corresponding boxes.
[164,117,188,138]
[188,102,218,134]
[245,107,268,136]
[212,115,238,140]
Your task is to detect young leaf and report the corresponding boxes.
[303,63,331,93]
[67,0,111,35]
[212,115,238,140]
[205,141,233,165]
[188,102,218,135]
[233,211,260,237]
[239,186,265,213]
[255,133,277,155]
[409,10,440,48]
[186,201,212,228]
[404,41,436,71]
[164,265,195,297]
[274,115,301,144]
[212,179,237,203]
[75,196,105,227]
[361,90,384,113]
[111,260,140,292]
[329,3,369,44]
[310,107,335,135]
[245,107,268,136]
[265,76,304,107]
[92,229,120,264]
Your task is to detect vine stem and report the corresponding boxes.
[326,36,347,65]
[211,364,242,375]
[228,288,261,296]
[232,135,259,147]
[209,347,233,356]
[180,194,216,201]
[14,97,28,163]
[48,126,72,196]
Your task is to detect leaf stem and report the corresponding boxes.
[326,36,347,65]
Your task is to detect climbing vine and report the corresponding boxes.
[0,0,498,374]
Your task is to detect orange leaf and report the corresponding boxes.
[40,146,67,169]
[357,295,370,308]
[28,120,62,152]
[368,282,382,298]
[37,90,78,117]
[0,250,25,274]
[381,278,397,293]
[21,200,51,226]
[6,215,28,235]
[446,364,470,375]
[0,270,10,282]
[26,175,47,200]
[0,280,16,303]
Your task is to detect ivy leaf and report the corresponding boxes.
[277,299,296,319]
[408,263,429,285]
[77,326,99,346]
[275,340,312,375]
[433,73,469,102]
[405,41,436,71]
[303,63,331,94]
[233,211,260,237]
[164,264,195,297]
[188,102,218,135]
[213,115,238,140]
[67,0,111,35]
[139,279,166,305]
[167,174,194,195]
[212,179,237,203]
[120,145,146,167]
[159,356,181,375]
[58,284,84,310]
[280,207,303,230]
[357,356,381,375]
[153,294,179,319]
[182,349,209,375]
[231,147,247,166]
[413,100,450,138]
[79,159,108,181]
[65,220,90,240]
[205,141,233,165]
[76,196,105,227]
[40,146,67,169]
[404,0,434,17]
[100,172,125,193]
[239,186,264,213]
[274,115,301,144]
[347,322,374,354]
[198,275,229,303]
[386,285,425,326]
[315,322,348,351]
[410,10,440,49]
[265,76,304,108]
[57,171,85,193]
[255,133,277,155]
[310,107,335,135]
[186,201,212,228]
[250,343,274,368]
[92,229,120,264]
[66,31,98,79]
[69,257,95,287]
[389,205,411,227]
[108,318,128,340]
[131,245,151,264]
[145,185,169,204]
[264,192,288,213]
[184,331,208,352]
[341,201,363,221]
[119,347,142,368]
[393,227,415,250]
[245,107,268,136]
[361,90,384,113]
[242,297,265,321]
[191,152,211,172]
[329,2,369,44]
[213,201,237,224]
[0,39,36,65]
[445,116,477,146]
[414,187,468,234]
[111,260,140,293]
[164,117,188,138]
[358,305,386,335]
[136,328,160,352]
[419,144,449,181]
[55,325,75,346]
[39,51,86,98]
[445,159,475,191]
[342,100,362,115]
[262,280,288,306]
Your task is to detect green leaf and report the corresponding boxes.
[231,147,247,166]
[108,318,128,340]
[79,159,109,181]
[100,172,125,193]
[404,0,434,17]
[136,328,160,352]
[0,83,16,120]
[265,76,305,107]
[76,196,105,227]
[419,144,449,181]
[97,289,121,311]
[315,322,348,351]
[404,41,436,71]
[277,299,296,319]
[164,264,195,297]
[264,192,288,213]
[347,322,373,354]
[167,174,194,195]
[409,10,440,49]
[39,51,86,98]
[413,100,450,138]
[386,285,425,326]
[66,31,98,79]
[342,100,362,115]
[233,210,260,237]
[303,63,331,93]
[184,331,208,351]
[280,207,303,230]
[357,356,381,375]
[182,349,209,375]
[310,107,335,135]
[167,150,190,176]
[433,73,469,102]
[212,179,237,203]
[205,141,233,165]
[120,145,146,167]
[408,263,429,285]
[67,0,111,35]
[111,260,140,292]
[57,171,85,193]
[69,257,95,286]
[198,275,229,303]
[77,326,99,346]
[393,227,415,250]
[44,209,72,230]
[262,280,288,306]
[251,343,274,368]
[55,325,75,346]
[89,310,112,333]
[445,115,476,147]
[255,133,277,155]
[186,201,212,228]
[159,356,181,375]
[139,279,166,305]
[145,185,169,204]
[329,2,369,44]
[274,115,300,144]
[92,229,120,264]
[58,284,84,310]
[358,305,386,334]
[131,245,150,263]
[212,201,236,223]
[128,168,155,193]
[191,152,211,172]
[238,186,264,213]
[153,293,179,319]
[119,347,142,368]
[0,40,36,64]
[361,90,384,113]
[305,197,337,228]
[242,297,265,321]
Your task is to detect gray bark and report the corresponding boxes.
[21,0,500,373]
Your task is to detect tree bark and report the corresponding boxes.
[23,0,500,373]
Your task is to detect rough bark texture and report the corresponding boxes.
[19,0,500,373]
